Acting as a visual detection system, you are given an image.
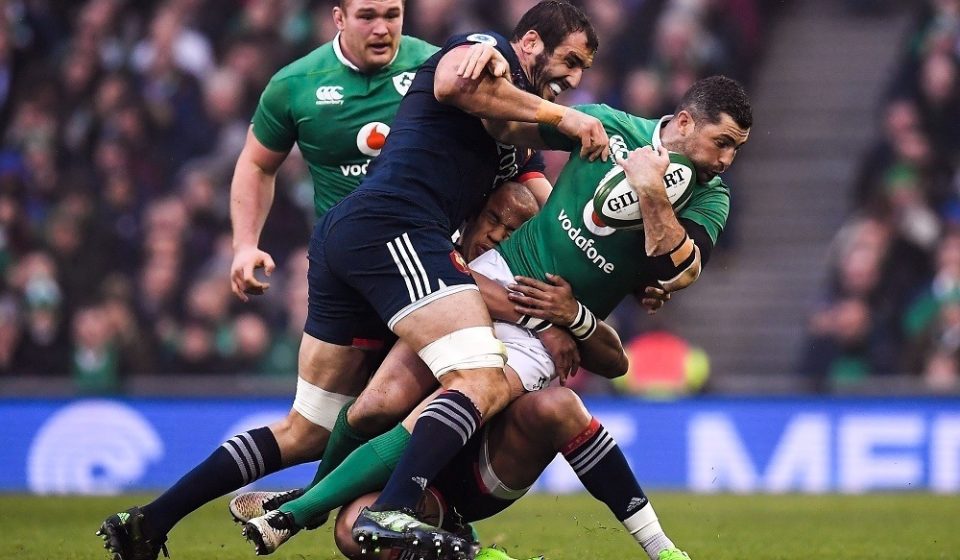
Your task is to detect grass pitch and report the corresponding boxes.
[4,492,959,559]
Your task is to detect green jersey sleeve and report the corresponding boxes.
[251,76,296,152]
[678,177,730,244]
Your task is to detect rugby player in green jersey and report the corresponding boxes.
[96,2,510,559]
[239,75,749,560]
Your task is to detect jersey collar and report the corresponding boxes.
[333,32,401,73]
[652,114,673,149]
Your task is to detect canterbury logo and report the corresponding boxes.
[315,86,344,105]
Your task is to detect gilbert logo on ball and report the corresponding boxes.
[357,122,391,157]
[591,151,696,230]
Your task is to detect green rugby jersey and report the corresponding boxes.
[495,104,730,319]
[251,34,438,217]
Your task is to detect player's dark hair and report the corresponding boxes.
[677,75,753,130]
[511,1,599,55]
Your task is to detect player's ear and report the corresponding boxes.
[333,6,346,31]
[675,110,695,137]
[519,30,544,57]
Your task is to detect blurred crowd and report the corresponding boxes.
[798,0,960,392]
[0,0,768,392]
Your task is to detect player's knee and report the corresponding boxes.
[446,366,512,417]
[525,387,588,433]
[270,409,330,463]
[333,510,362,559]
[347,395,402,436]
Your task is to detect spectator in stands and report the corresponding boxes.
[0,0,769,388]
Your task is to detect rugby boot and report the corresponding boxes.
[229,489,330,529]
[353,506,477,559]
[658,548,691,560]
[96,506,169,560]
[242,509,299,555]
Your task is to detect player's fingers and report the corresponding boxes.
[263,254,277,277]
[462,55,479,80]
[231,278,249,302]
[457,47,476,76]
[545,273,571,289]
[492,60,508,78]
[508,283,546,298]
[513,275,552,291]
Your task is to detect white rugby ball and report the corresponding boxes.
[592,152,696,230]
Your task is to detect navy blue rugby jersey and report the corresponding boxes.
[358,31,536,234]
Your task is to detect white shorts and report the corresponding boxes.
[469,250,555,392]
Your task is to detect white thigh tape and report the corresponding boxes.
[417,326,507,378]
[292,377,354,430]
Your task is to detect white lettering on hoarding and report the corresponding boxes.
[838,415,923,493]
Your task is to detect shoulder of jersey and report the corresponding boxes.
[271,43,341,81]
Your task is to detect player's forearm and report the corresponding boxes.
[474,271,522,322]
[578,321,628,378]
[637,187,686,257]
[435,49,566,128]
[482,119,551,149]
[230,159,277,250]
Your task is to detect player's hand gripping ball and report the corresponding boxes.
[592,151,696,230]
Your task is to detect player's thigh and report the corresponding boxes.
[486,387,592,489]
[349,340,439,434]
[391,289,493,350]
[298,333,369,394]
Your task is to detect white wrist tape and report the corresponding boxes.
[517,314,553,333]
[568,302,598,341]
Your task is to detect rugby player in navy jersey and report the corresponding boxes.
[289,1,606,556]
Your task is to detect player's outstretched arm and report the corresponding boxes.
[229,126,289,301]
[508,274,628,378]
[435,47,608,161]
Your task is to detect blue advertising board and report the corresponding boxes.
[1,397,958,494]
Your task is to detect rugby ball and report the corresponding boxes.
[592,152,696,230]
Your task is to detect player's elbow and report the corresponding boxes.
[433,69,465,105]
[590,352,629,379]
[659,254,701,293]
[651,237,702,293]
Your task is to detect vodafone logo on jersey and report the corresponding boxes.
[357,122,390,157]
[316,86,344,105]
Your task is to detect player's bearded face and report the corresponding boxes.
[337,0,404,72]
[674,112,750,183]
[528,31,592,101]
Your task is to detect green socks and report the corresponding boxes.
[307,400,369,489]
[281,424,411,527]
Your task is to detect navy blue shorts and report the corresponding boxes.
[305,192,477,345]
